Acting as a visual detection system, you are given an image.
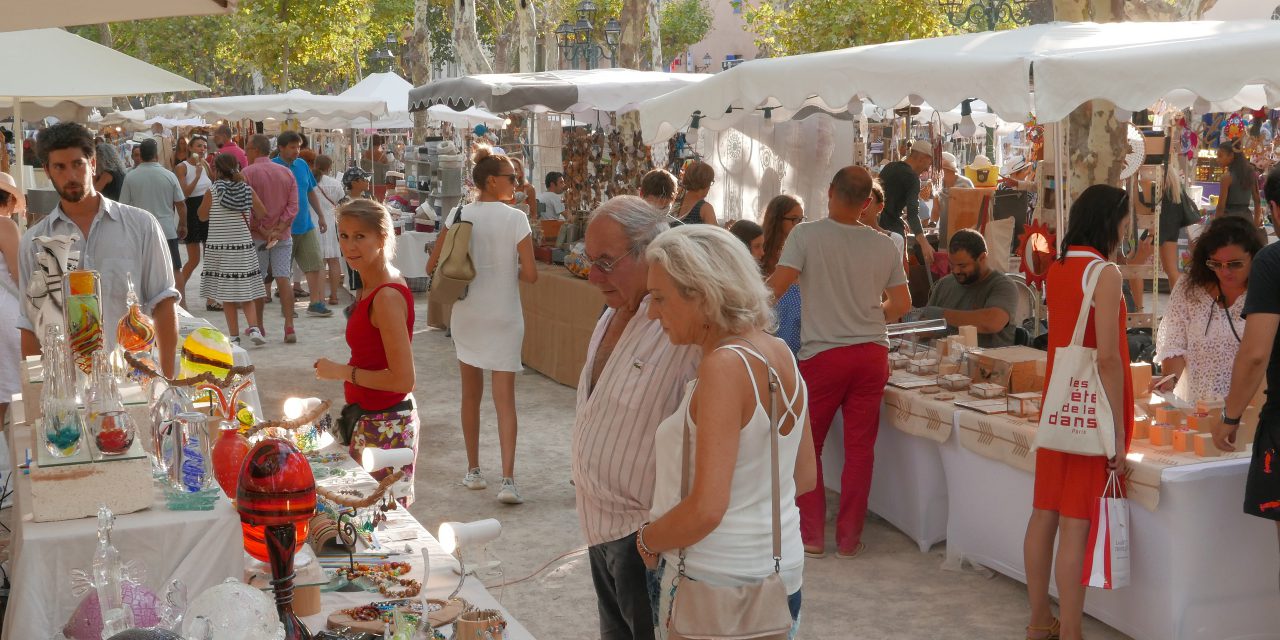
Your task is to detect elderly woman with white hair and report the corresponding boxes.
[634,224,816,640]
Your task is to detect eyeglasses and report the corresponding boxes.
[494,173,518,183]
[783,216,806,223]
[1205,259,1247,272]
[589,247,635,274]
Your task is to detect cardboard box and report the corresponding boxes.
[970,346,1047,393]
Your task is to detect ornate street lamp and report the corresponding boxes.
[938,0,1050,32]
[556,1,621,70]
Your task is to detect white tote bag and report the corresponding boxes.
[1034,259,1117,458]
[1082,471,1130,589]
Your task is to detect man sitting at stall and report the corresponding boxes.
[911,228,1020,348]
[537,171,567,221]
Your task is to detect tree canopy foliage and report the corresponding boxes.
[660,0,713,66]
[744,0,951,57]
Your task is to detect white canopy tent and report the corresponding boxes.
[297,73,507,131]
[2,0,235,32]
[409,68,711,117]
[185,89,388,122]
[2,28,207,190]
[425,105,507,130]
[638,20,1280,143]
[92,109,207,130]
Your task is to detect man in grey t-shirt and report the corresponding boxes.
[912,228,1020,348]
[119,138,187,281]
[767,166,912,558]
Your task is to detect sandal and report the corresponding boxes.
[1026,617,1061,640]
[327,296,340,305]
[803,545,825,559]
[835,542,867,559]
[206,302,223,311]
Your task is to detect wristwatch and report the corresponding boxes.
[1221,409,1241,426]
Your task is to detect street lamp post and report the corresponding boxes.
[556,0,622,70]
[369,32,399,74]
[938,0,1050,32]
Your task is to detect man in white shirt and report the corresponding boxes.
[573,196,698,640]
[537,171,567,221]
[18,122,179,376]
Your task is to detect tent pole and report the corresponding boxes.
[12,98,23,193]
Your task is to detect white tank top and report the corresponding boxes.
[649,343,807,594]
[179,159,213,198]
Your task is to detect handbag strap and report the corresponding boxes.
[1068,258,1110,347]
[677,337,784,575]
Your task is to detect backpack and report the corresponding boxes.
[428,205,476,305]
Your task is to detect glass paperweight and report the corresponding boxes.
[180,579,284,640]
[888,352,910,370]
[906,357,939,376]
[936,373,971,391]
[40,324,86,458]
[971,382,1007,399]
[64,269,104,375]
[115,275,157,354]
[148,384,192,475]
[167,412,214,493]
[87,351,137,455]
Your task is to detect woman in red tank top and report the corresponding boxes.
[314,199,418,505]
[1024,185,1133,640]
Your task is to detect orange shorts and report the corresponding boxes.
[1032,448,1125,520]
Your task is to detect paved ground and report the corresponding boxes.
[215,273,1129,640]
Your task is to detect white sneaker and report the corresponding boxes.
[245,326,266,346]
[497,477,524,505]
[462,468,487,490]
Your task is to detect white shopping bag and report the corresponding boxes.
[1034,259,1117,458]
[1083,471,1130,589]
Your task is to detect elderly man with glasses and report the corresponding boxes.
[572,196,699,640]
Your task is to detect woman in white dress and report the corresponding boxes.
[0,176,22,426]
[310,154,347,305]
[428,144,537,504]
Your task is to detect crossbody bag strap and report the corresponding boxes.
[731,337,784,574]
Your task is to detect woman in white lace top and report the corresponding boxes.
[1154,216,1264,403]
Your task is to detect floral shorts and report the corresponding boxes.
[348,402,419,507]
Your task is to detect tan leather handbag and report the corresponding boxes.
[667,343,794,640]
[428,206,476,305]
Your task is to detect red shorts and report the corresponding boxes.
[1032,448,1125,520]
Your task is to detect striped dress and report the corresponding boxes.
[200,180,266,303]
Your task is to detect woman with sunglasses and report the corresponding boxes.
[427,143,538,504]
[761,195,804,355]
[1154,216,1263,403]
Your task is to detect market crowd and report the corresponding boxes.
[6,121,1280,640]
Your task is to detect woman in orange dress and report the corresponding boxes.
[1023,184,1133,640]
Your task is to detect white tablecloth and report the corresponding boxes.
[393,230,436,279]
[2,425,243,640]
[939,411,1280,640]
[821,412,949,552]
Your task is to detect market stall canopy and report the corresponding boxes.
[426,105,507,130]
[93,108,206,130]
[3,28,207,102]
[2,0,236,31]
[185,89,388,122]
[409,69,711,116]
[637,20,1280,143]
[302,72,415,129]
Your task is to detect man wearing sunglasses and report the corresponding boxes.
[1220,166,1280,549]
[572,196,699,640]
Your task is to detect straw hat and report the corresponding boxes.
[940,152,959,172]
[1003,155,1033,176]
[0,172,25,213]
[968,155,995,171]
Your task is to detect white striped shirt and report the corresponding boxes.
[572,298,700,547]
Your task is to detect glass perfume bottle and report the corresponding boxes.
[86,350,136,455]
[92,505,135,637]
[63,269,104,376]
[115,274,157,355]
[40,324,85,458]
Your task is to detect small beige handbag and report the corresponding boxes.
[667,343,794,640]
[428,207,476,305]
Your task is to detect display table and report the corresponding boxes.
[1,424,243,640]
[303,451,533,638]
[518,264,604,386]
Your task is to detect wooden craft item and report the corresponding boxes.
[1154,405,1185,427]
[1194,433,1222,457]
[1149,424,1173,446]
[1132,415,1151,440]
[456,609,506,640]
[958,326,978,348]
[1186,412,1220,434]
[971,346,1046,393]
[1195,399,1225,415]
[1130,362,1152,399]
[1172,427,1196,452]
[326,598,467,633]
[938,361,960,375]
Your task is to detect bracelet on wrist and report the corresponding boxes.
[636,522,658,558]
[350,366,358,385]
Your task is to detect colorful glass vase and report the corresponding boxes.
[40,324,86,458]
[237,439,316,640]
[211,421,251,500]
[64,270,104,375]
[86,351,136,455]
[115,275,157,354]
[167,412,214,493]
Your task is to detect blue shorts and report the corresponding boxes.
[255,237,294,280]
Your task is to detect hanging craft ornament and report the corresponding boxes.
[1223,113,1246,141]
[1119,126,1146,181]
[1024,116,1045,162]
[1017,220,1056,292]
